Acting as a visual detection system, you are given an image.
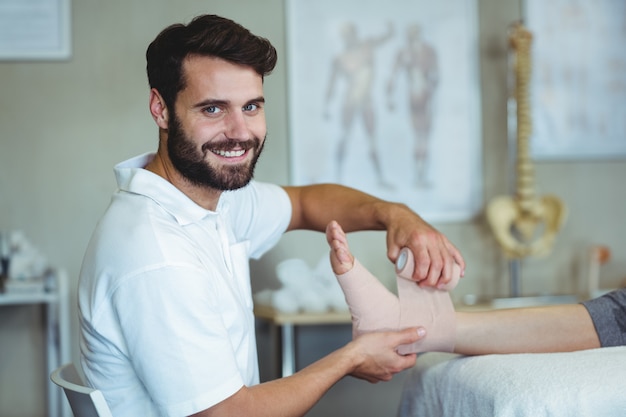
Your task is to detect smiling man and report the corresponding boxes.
[78,14,465,417]
[146,55,267,209]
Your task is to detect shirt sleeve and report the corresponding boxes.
[581,288,626,347]
[228,181,292,259]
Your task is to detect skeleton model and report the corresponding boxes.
[487,22,567,261]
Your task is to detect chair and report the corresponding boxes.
[50,363,113,417]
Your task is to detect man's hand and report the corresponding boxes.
[384,205,465,288]
[347,327,424,383]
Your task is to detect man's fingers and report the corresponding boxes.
[396,326,426,347]
[445,240,466,276]
[415,240,465,287]
[412,246,431,281]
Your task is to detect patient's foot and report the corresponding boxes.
[326,220,354,276]
[326,220,458,354]
[326,221,400,337]
[394,247,458,353]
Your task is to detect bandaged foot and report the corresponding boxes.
[394,248,458,354]
[326,221,459,354]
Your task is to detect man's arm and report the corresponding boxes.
[193,329,422,417]
[454,304,601,355]
[283,184,465,286]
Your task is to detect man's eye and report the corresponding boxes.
[243,103,259,112]
[204,106,221,114]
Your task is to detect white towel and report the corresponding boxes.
[398,347,626,417]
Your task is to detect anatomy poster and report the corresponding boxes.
[526,0,626,160]
[286,0,482,222]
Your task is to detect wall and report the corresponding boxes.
[0,1,624,416]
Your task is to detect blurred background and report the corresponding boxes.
[1,0,624,416]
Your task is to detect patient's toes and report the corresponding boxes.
[330,245,354,275]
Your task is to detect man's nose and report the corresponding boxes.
[225,111,249,139]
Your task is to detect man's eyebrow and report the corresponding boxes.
[193,98,228,109]
[192,96,266,109]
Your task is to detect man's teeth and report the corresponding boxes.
[213,149,245,157]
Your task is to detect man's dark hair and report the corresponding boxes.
[146,14,278,110]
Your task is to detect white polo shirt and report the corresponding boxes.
[78,153,291,416]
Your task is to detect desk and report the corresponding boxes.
[0,270,71,417]
[254,305,351,377]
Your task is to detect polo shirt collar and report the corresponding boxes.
[114,152,230,226]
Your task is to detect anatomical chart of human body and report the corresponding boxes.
[287,0,482,222]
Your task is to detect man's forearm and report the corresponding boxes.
[284,184,401,233]
[454,304,601,355]
[198,345,355,417]
[283,184,465,284]
[198,329,420,417]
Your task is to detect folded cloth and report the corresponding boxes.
[398,347,626,417]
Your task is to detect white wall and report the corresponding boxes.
[0,1,624,416]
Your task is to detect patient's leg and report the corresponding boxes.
[326,221,458,354]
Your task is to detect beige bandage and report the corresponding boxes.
[335,247,458,354]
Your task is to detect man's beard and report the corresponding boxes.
[167,114,264,191]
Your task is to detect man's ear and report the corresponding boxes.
[149,88,169,129]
